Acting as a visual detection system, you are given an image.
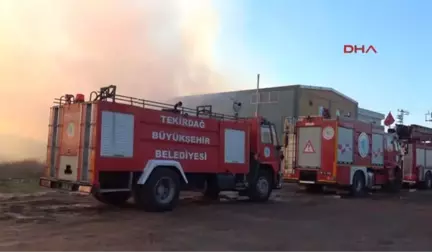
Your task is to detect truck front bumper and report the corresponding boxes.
[39,177,93,194]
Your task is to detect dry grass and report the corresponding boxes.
[0,159,44,180]
[0,160,45,193]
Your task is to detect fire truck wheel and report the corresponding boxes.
[248,169,273,202]
[385,167,403,193]
[93,191,130,206]
[133,168,181,212]
[350,171,366,197]
[203,177,220,200]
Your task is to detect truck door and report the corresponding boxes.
[259,123,281,166]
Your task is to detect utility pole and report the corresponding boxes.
[255,74,260,117]
[425,111,432,122]
[397,109,409,124]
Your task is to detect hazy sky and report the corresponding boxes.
[0,0,238,160]
[1,0,431,160]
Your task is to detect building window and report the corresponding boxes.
[269,91,278,103]
[260,92,269,103]
[251,91,279,104]
[251,94,258,104]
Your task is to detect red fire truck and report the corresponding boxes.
[39,85,284,212]
[394,124,432,189]
[284,115,402,196]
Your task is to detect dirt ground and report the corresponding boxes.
[0,185,431,251]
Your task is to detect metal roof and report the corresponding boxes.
[179,84,358,104]
[358,107,385,119]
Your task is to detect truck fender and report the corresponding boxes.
[137,159,188,185]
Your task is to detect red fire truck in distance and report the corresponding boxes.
[394,124,432,189]
[40,85,284,212]
[284,115,402,196]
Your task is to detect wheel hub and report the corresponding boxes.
[355,179,363,192]
[154,177,175,204]
[256,177,269,195]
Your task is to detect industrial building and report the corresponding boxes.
[358,107,385,125]
[175,84,365,139]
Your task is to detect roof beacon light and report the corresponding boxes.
[75,93,85,103]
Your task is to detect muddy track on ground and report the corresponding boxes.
[0,187,431,250]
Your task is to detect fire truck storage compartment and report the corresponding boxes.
[299,170,317,182]
[297,127,321,169]
[223,128,246,165]
[100,111,134,158]
[416,147,426,181]
[57,104,83,182]
[415,147,432,181]
[426,149,432,170]
[371,134,384,166]
[337,127,354,164]
[46,102,95,183]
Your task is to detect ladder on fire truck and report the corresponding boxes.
[395,123,432,183]
[282,117,300,180]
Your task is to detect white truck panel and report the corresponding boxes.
[371,134,384,165]
[416,148,426,167]
[297,127,321,168]
[224,129,246,164]
[426,150,432,168]
[337,127,353,163]
[100,111,135,157]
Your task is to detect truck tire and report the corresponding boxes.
[248,169,273,202]
[133,167,181,212]
[93,191,130,206]
[203,177,220,200]
[420,171,432,190]
[350,171,366,197]
[385,167,402,193]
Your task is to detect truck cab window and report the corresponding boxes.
[261,125,272,144]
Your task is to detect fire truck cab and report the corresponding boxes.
[40,85,284,212]
[395,124,432,189]
[284,115,402,196]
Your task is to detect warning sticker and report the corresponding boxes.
[303,140,316,153]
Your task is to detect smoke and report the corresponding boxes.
[0,0,229,160]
